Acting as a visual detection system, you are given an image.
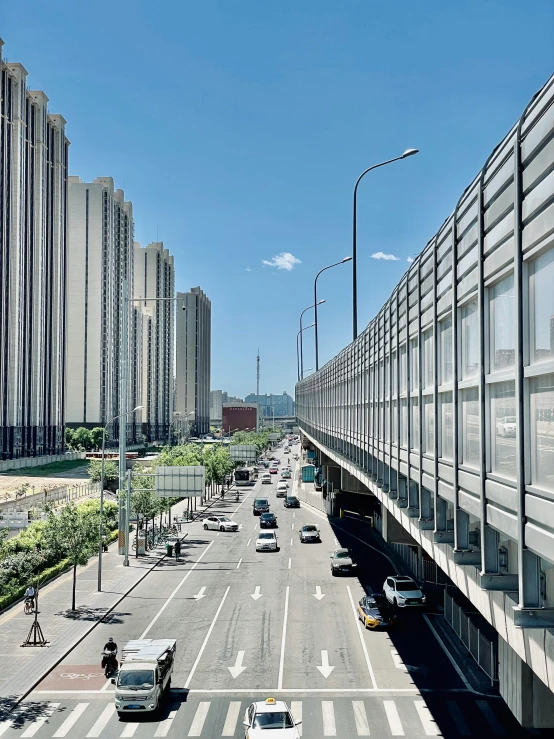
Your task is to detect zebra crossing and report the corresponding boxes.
[0,695,525,738]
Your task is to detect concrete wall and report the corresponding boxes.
[0,451,85,473]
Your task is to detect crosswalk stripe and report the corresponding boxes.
[120,721,140,737]
[414,700,441,736]
[53,703,90,737]
[446,700,471,735]
[155,709,178,737]
[87,704,116,737]
[476,700,506,735]
[322,701,337,736]
[21,703,60,738]
[0,712,22,737]
[352,701,370,735]
[188,702,210,736]
[383,700,404,736]
[291,701,302,737]
[222,702,241,736]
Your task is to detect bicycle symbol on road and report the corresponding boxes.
[60,672,104,680]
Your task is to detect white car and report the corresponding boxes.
[203,515,239,532]
[383,576,426,607]
[261,473,272,484]
[496,416,516,437]
[255,531,279,552]
[243,698,301,738]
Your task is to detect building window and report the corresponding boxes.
[529,250,554,364]
[410,397,419,450]
[392,399,398,441]
[489,274,515,372]
[460,298,479,379]
[423,330,434,389]
[461,387,480,468]
[440,391,453,460]
[490,381,516,479]
[439,315,453,384]
[400,398,408,447]
[423,397,434,455]
[410,338,419,391]
[400,345,407,393]
[530,373,554,492]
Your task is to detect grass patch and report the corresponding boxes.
[0,459,88,478]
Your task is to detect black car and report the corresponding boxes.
[284,496,300,508]
[260,512,278,528]
[330,547,358,576]
[357,593,396,629]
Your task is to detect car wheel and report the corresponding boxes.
[331,568,336,576]
[203,523,208,530]
[117,712,124,720]
[393,597,398,608]
[220,526,225,531]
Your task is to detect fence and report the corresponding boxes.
[0,481,101,514]
[0,451,86,473]
[444,590,497,684]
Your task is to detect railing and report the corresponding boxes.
[0,481,101,513]
[444,590,497,684]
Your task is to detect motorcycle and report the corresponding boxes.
[235,493,239,502]
[101,649,118,678]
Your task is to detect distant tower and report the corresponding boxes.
[256,350,260,429]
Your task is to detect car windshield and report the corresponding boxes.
[397,580,419,592]
[303,525,317,532]
[259,533,274,540]
[261,514,274,519]
[334,550,351,559]
[252,711,294,729]
[287,497,297,502]
[255,500,268,506]
[218,517,231,522]
[117,670,155,689]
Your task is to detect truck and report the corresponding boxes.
[113,639,176,716]
[302,464,315,483]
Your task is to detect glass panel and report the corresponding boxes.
[385,401,390,441]
[391,352,397,396]
[439,316,453,384]
[392,400,398,441]
[410,338,419,391]
[530,250,554,364]
[423,330,434,389]
[440,391,453,460]
[410,397,419,450]
[400,398,408,447]
[530,374,554,491]
[400,345,407,393]
[490,381,516,478]
[461,387,480,468]
[460,298,479,379]
[423,397,435,455]
[489,274,515,371]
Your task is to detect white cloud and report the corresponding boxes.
[261,252,302,271]
[406,256,414,263]
[245,267,252,272]
[370,251,399,261]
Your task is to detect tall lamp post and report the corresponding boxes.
[302,367,313,380]
[297,322,316,380]
[98,405,143,591]
[314,258,352,371]
[352,149,418,340]
[298,300,325,382]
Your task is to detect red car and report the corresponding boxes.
[270,467,278,474]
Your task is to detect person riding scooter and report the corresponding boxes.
[101,637,118,677]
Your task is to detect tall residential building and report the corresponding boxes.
[222,392,243,403]
[209,390,223,422]
[66,177,140,444]
[0,41,69,460]
[134,242,174,441]
[176,287,211,436]
[245,392,295,417]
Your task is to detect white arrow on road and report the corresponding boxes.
[313,586,325,601]
[316,650,335,678]
[193,587,206,600]
[250,586,263,601]
[228,651,247,679]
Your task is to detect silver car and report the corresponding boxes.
[299,524,321,543]
[330,548,357,575]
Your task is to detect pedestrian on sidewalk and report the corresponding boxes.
[174,539,181,561]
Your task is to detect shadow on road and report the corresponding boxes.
[54,605,131,624]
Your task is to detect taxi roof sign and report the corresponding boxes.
[265,697,276,704]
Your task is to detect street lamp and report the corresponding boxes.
[352,148,418,339]
[98,405,143,591]
[298,300,326,382]
[314,258,352,371]
[297,323,316,379]
[302,367,313,379]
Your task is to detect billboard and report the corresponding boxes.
[222,404,257,432]
[268,433,280,441]
[155,466,205,497]
[229,444,257,462]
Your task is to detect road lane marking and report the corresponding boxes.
[87,704,115,737]
[422,614,472,690]
[390,648,408,672]
[193,586,207,600]
[334,537,339,546]
[352,701,370,735]
[251,585,263,600]
[321,701,336,736]
[0,713,22,737]
[277,585,290,689]
[247,538,251,547]
[120,722,139,737]
[476,701,506,735]
[185,586,230,688]
[222,701,241,735]
[188,702,210,736]
[228,651,247,678]
[53,703,89,737]
[445,701,471,735]
[316,650,335,678]
[21,703,60,738]
[414,699,440,736]
[293,512,295,518]
[291,523,294,529]
[346,585,378,689]
[139,540,215,639]
[383,701,404,735]
[291,701,302,736]
[313,585,325,600]
[236,557,243,569]
[288,558,291,569]
[216,532,221,536]
[155,709,177,737]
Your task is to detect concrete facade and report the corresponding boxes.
[176,287,211,436]
[296,74,554,727]
[210,390,223,422]
[0,41,69,460]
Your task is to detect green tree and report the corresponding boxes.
[88,459,119,491]
[90,427,105,450]
[44,502,99,611]
[72,427,93,451]
[65,427,76,450]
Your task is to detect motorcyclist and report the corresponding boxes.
[235,491,239,502]
[101,637,118,672]
[24,585,36,610]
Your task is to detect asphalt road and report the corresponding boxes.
[2,444,545,737]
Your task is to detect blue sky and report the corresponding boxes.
[3,0,553,399]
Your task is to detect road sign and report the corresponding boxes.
[155,466,205,497]
[229,444,257,462]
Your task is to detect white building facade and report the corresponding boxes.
[210,390,223,422]
[0,41,69,460]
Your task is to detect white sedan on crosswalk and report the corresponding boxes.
[243,698,301,738]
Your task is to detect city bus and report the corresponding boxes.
[234,467,256,487]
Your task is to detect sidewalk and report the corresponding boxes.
[0,491,226,718]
